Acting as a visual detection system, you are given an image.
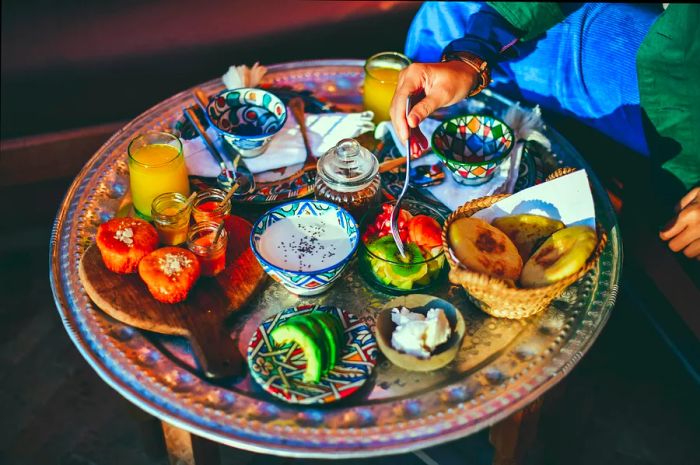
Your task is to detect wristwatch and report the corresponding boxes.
[441,51,491,97]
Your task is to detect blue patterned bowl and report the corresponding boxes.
[206,87,287,157]
[431,114,514,185]
[250,200,360,296]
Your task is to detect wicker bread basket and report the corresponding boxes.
[441,167,608,319]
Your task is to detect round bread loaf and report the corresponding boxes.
[447,217,522,281]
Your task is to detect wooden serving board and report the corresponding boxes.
[79,215,268,379]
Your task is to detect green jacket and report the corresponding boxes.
[488,2,700,197]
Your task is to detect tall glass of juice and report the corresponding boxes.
[363,52,411,124]
[128,131,190,220]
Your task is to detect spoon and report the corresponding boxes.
[389,95,414,259]
[218,180,241,207]
[183,191,198,209]
[288,97,317,174]
[212,220,226,245]
[183,106,236,190]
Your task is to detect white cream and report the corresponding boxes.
[258,215,354,272]
[391,306,451,358]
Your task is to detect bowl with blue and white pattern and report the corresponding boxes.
[250,200,360,296]
[206,87,287,157]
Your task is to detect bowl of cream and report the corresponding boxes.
[375,294,466,371]
[250,200,360,296]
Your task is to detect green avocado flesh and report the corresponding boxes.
[318,311,345,349]
[270,321,323,383]
[269,311,345,383]
[293,316,331,377]
[308,312,343,370]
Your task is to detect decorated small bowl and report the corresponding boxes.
[206,87,287,157]
[431,114,514,185]
[250,200,360,296]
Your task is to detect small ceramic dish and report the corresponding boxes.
[250,199,359,296]
[431,114,514,185]
[206,87,287,157]
[375,294,465,371]
[247,304,378,404]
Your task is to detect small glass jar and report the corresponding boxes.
[151,192,192,245]
[186,221,228,277]
[314,138,381,222]
[192,188,231,224]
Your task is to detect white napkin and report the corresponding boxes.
[472,169,596,228]
[182,112,375,176]
[222,62,267,89]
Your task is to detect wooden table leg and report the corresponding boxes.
[161,420,221,465]
[489,397,544,465]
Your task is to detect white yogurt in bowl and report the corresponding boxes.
[258,216,355,272]
[250,200,359,296]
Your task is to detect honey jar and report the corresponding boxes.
[314,138,381,221]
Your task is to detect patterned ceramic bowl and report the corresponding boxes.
[206,87,287,157]
[250,200,360,296]
[431,114,514,185]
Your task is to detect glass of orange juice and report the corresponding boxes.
[363,52,411,124]
[127,131,190,220]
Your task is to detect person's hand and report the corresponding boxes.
[390,61,479,144]
[659,186,700,259]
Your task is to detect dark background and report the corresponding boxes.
[1,0,420,137]
[1,1,699,464]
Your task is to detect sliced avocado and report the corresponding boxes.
[270,321,324,383]
[306,313,338,372]
[294,316,332,376]
[313,311,345,347]
[305,313,338,375]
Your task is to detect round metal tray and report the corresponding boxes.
[50,59,621,458]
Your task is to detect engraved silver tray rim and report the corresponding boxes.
[50,59,622,458]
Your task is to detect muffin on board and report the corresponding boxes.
[96,218,159,274]
[138,247,201,303]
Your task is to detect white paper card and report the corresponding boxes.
[472,169,596,229]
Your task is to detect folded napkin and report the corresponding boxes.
[183,111,375,177]
[473,169,596,229]
[222,62,267,90]
[378,103,546,211]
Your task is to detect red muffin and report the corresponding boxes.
[138,247,201,304]
[96,218,159,274]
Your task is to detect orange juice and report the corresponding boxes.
[128,133,189,220]
[363,52,411,123]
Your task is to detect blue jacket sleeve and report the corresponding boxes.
[441,3,521,64]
